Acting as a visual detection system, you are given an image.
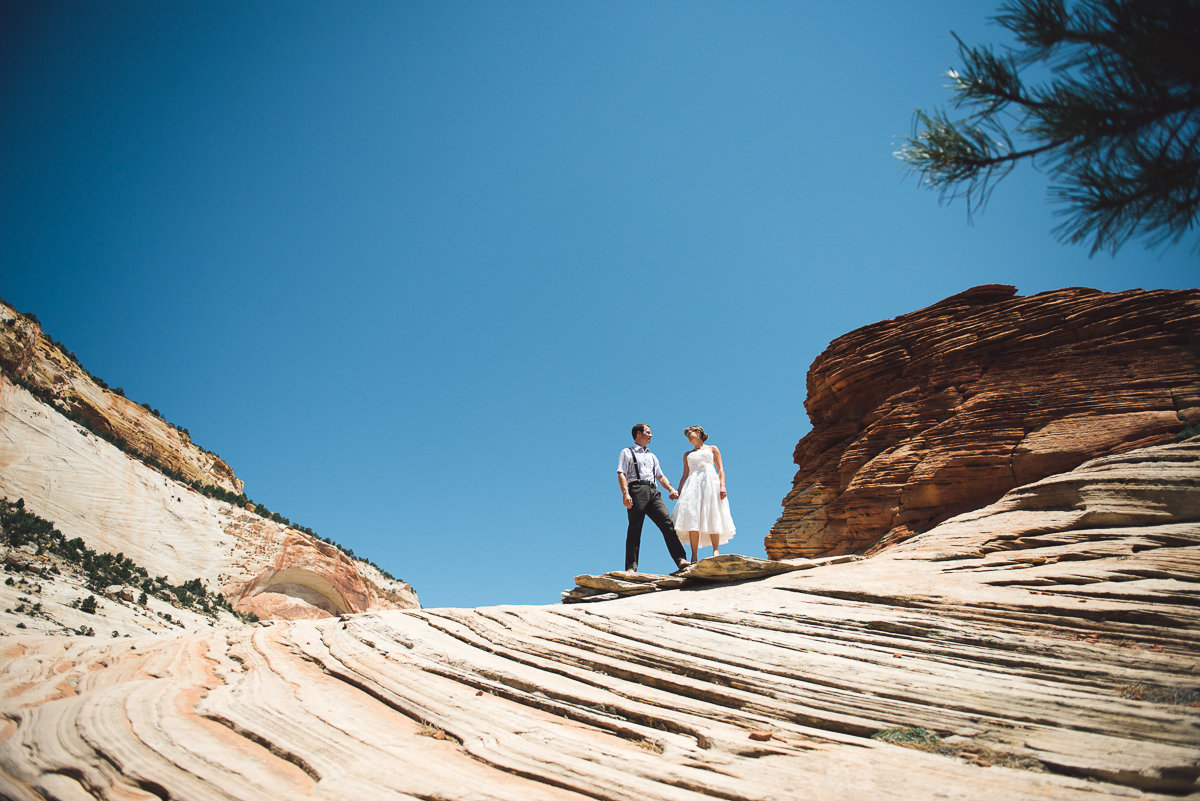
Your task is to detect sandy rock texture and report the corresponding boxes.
[768,285,1200,560]
[0,301,241,495]
[1,439,1196,801]
[0,374,417,619]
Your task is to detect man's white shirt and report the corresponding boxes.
[618,444,664,483]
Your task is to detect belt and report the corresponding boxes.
[628,480,654,486]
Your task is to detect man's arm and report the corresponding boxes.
[650,453,678,498]
[617,470,633,509]
[617,449,635,509]
[657,471,677,499]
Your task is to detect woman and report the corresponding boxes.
[671,426,736,564]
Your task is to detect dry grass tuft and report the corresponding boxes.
[632,738,664,754]
[870,726,944,751]
[1118,681,1200,705]
[416,720,461,744]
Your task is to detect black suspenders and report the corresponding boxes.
[628,447,643,481]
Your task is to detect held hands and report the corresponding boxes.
[669,490,679,500]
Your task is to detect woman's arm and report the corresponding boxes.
[675,454,691,499]
[712,446,727,499]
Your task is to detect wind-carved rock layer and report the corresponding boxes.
[768,285,1200,560]
[0,301,417,619]
[1,439,1197,800]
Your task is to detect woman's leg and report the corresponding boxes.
[709,532,720,556]
[688,531,700,563]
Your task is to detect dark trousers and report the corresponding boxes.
[625,483,687,571]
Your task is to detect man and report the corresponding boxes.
[617,423,690,572]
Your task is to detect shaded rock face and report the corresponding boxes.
[0,308,419,619]
[217,506,419,620]
[1,439,1197,800]
[0,301,242,495]
[768,285,1200,560]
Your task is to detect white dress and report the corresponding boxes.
[671,447,736,544]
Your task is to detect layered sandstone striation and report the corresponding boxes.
[768,285,1200,560]
[2,439,1197,800]
[0,301,418,619]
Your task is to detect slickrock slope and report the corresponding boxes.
[0,302,418,619]
[0,375,417,619]
[2,440,1197,801]
[768,285,1200,560]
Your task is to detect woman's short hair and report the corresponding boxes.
[684,425,709,442]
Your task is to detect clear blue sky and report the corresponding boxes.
[2,1,1194,608]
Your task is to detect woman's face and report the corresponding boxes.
[686,429,702,446]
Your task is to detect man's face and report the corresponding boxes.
[635,428,653,447]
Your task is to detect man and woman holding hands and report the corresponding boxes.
[617,423,736,571]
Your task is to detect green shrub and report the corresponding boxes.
[2,499,248,622]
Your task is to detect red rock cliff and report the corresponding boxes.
[767,285,1200,560]
[0,301,242,494]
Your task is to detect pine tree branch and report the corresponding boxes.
[898,0,1200,253]
[953,138,1065,170]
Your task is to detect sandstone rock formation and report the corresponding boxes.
[0,301,418,619]
[2,439,1197,800]
[0,301,241,494]
[768,285,1200,560]
[564,554,858,602]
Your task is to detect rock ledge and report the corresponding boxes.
[564,553,859,602]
